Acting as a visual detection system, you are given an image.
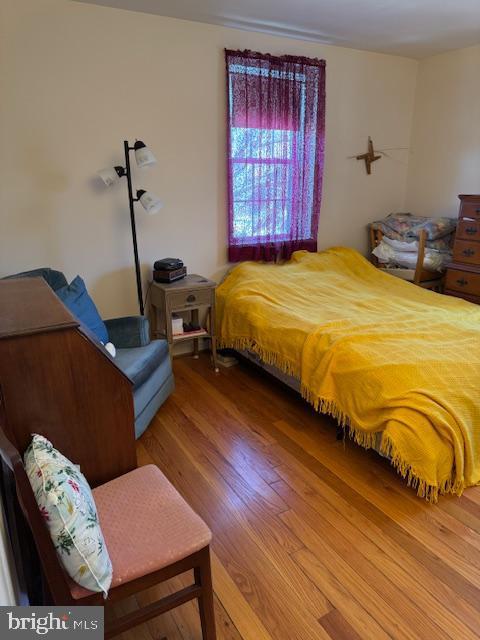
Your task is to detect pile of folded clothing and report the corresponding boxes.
[371,212,457,272]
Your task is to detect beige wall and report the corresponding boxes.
[406,44,480,218]
[0,0,417,318]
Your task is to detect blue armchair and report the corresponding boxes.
[4,268,174,438]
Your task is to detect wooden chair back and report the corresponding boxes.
[0,387,72,604]
[413,229,427,285]
[369,226,440,286]
[369,226,383,266]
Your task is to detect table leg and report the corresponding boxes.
[165,301,174,362]
[209,304,219,373]
[192,308,199,359]
[211,335,219,373]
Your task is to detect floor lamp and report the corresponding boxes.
[98,140,162,315]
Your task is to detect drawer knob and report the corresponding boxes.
[462,248,475,257]
[476,209,480,213]
[186,294,196,303]
[457,278,468,286]
[465,227,477,235]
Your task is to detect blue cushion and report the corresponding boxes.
[56,276,108,344]
[115,340,168,389]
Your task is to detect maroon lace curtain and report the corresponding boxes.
[225,49,326,262]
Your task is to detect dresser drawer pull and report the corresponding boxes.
[476,209,480,213]
[462,248,476,257]
[457,278,468,286]
[186,294,196,303]
[465,227,477,235]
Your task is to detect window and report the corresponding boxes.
[226,50,326,262]
[231,127,295,240]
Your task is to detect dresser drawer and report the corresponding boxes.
[452,239,480,265]
[444,289,480,305]
[445,268,480,296]
[460,201,480,221]
[168,288,213,310]
[457,219,480,241]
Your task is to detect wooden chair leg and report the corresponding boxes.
[194,547,217,640]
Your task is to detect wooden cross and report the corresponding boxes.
[356,137,381,174]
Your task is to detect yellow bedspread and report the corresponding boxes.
[216,247,480,500]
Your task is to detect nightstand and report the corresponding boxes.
[150,274,219,371]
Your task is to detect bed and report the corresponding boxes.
[215,247,480,501]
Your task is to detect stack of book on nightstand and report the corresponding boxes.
[172,314,184,335]
[181,322,207,338]
[171,314,208,341]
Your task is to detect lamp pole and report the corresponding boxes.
[123,140,145,315]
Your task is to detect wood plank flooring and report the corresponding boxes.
[107,353,480,640]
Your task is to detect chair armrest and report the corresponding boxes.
[104,316,150,348]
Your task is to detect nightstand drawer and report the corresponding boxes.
[457,219,480,241]
[445,268,480,296]
[168,288,213,310]
[453,240,480,265]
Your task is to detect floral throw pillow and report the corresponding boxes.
[24,434,112,595]
[372,213,457,241]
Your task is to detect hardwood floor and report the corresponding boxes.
[108,353,480,639]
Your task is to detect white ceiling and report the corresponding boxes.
[77,0,480,59]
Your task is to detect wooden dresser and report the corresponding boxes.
[445,194,480,304]
[0,277,137,486]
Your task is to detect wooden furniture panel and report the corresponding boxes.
[0,278,136,487]
[445,195,480,304]
[0,277,77,338]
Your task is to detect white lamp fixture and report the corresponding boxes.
[134,140,157,168]
[97,166,125,187]
[97,139,161,315]
[136,190,163,215]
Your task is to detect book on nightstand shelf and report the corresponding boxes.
[172,328,208,341]
[171,314,184,335]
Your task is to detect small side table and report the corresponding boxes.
[150,274,219,372]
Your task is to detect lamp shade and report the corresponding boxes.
[137,190,163,215]
[97,166,125,186]
[134,140,156,168]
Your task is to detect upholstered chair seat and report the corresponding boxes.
[68,464,212,600]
